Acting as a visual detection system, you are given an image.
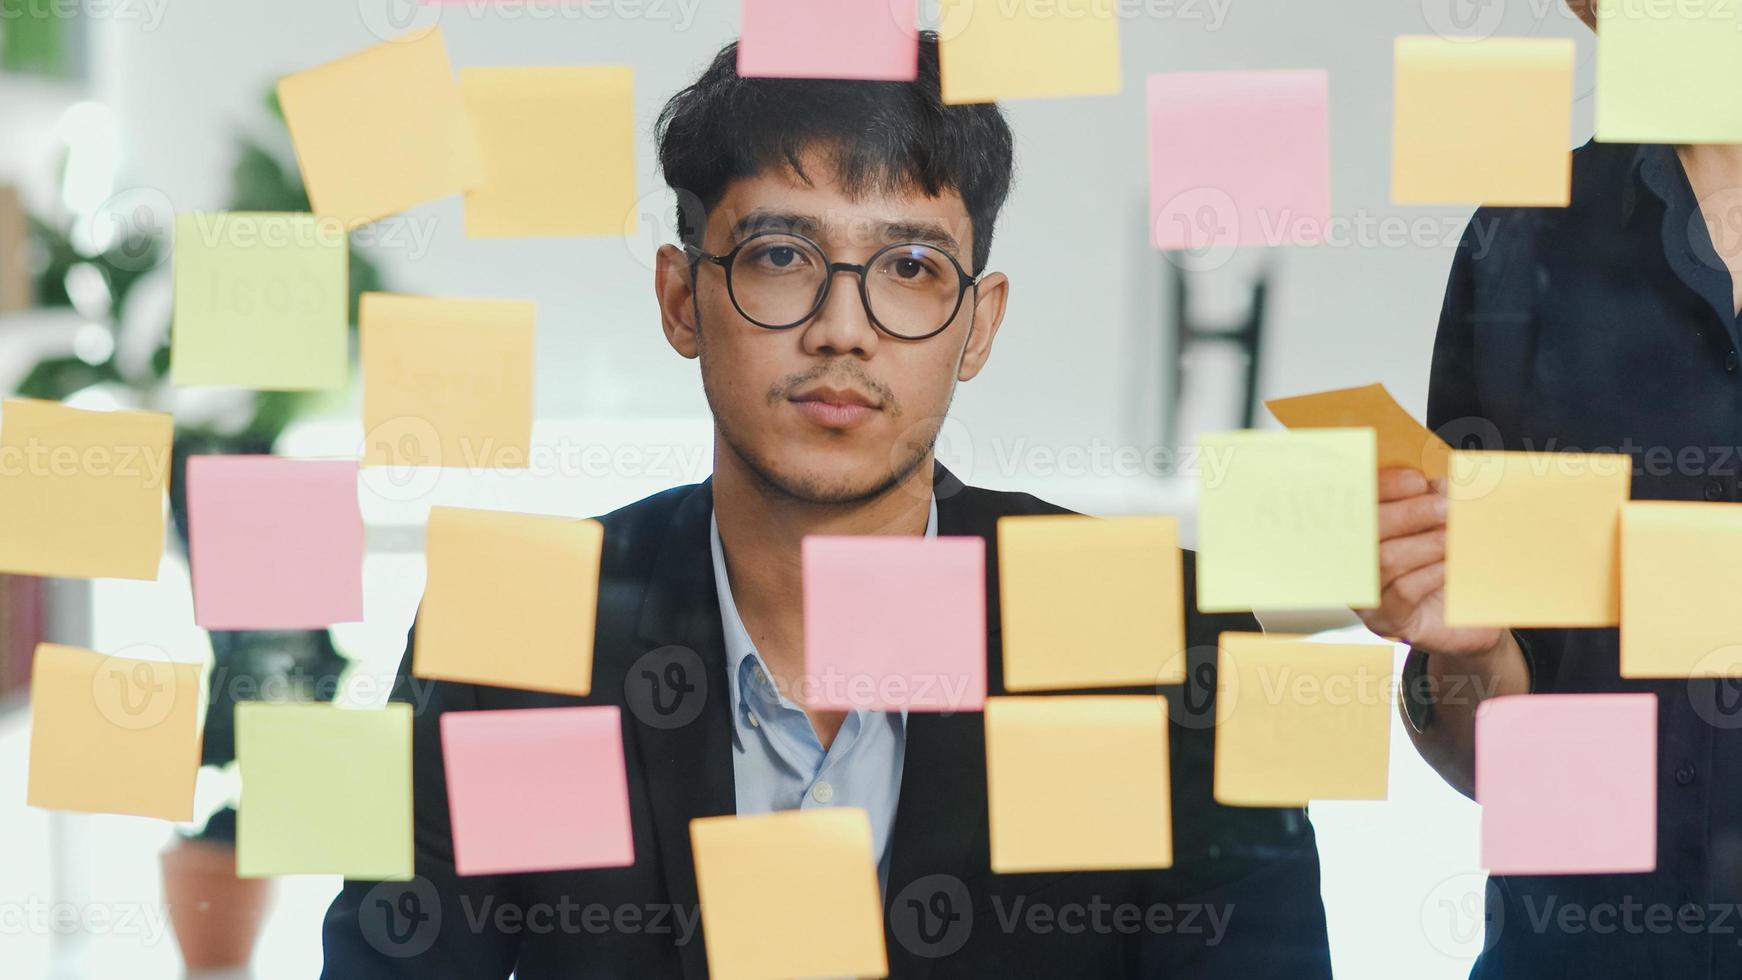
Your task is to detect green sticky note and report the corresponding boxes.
[171,212,348,390]
[236,702,413,879]
[1596,3,1742,144]
[1196,429,1379,612]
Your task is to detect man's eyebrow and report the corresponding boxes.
[725,210,963,257]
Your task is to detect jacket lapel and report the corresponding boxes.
[625,479,735,980]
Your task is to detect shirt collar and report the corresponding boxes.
[709,493,939,723]
[1622,142,1683,230]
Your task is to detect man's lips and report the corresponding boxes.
[788,385,882,428]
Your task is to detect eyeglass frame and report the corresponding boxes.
[683,229,984,342]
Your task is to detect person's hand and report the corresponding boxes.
[1358,467,1509,661]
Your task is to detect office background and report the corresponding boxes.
[0,0,1595,975]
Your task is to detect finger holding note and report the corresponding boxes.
[1357,466,1504,659]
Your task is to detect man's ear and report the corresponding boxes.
[956,271,1009,383]
[655,243,701,359]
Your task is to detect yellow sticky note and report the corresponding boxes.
[1596,2,1742,144]
[360,293,535,470]
[690,809,888,980]
[1196,429,1379,613]
[414,507,602,695]
[461,66,637,238]
[171,212,348,390]
[236,702,412,879]
[1620,502,1742,678]
[998,514,1184,690]
[1392,36,1574,206]
[27,644,202,820]
[1265,383,1451,481]
[0,398,171,580]
[277,26,482,227]
[938,0,1120,104]
[985,696,1171,873]
[1446,451,1631,627]
[1214,632,1393,806]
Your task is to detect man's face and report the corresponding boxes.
[655,147,1009,504]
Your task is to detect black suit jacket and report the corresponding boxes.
[322,463,1332,978]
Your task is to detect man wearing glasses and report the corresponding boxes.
[323,33,1331,978]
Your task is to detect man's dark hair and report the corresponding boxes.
[654,31,1015,275]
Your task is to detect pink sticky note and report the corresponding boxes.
[188,456,363,630]
[1476,693,1657,875]
[738,0,919,81]
[1147,70,1332,251]
[802,535,985,711]
[441,706,635,876]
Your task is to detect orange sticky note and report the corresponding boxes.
[1446,451,1631,627]
[691,809,889,980]
[1213,632,1393,806]
[414,506,603,696]
[460,66,637,238]
[1265,383,1450,481]
[938,0,1120,104]
[360,293,536,470]
[1392,36,1574,206]
[997,514,1184,690]
[985,696,1171,873]
[1620,502,1742,678]
[277,26,482,227]
[27,644,202,820]
[0,398,171,581]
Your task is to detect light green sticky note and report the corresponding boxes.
[171,212,348,390]
[1196,429,1379,612]
[1596,3,1742,144]
[236,702,412,879]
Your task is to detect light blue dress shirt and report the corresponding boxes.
[708,496,936,885]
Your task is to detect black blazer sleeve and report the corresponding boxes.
[1426,214,1564,694]
[319,620,523,978]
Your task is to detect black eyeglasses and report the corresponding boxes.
[684,230,982,341]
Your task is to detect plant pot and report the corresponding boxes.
[160,837,273,972]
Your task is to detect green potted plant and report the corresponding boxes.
[16,90,384,971]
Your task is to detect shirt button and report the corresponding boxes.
[811,780,835,804]
[746,711,760,729]
[1727,350,1739,373]
[1675,762,1696,785]
[1705,480,1726,501]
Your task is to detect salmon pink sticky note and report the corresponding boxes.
[1147,70,1331,251]
[441,706,635,876]
[1477,693,1657,875]
[738,0,919,81]
[188,456,363,630]
[802,535,986,711]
